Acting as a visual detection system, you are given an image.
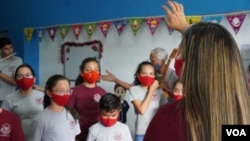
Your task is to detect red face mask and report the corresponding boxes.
[83,70,99,83]
[51,94,70,106]
[174,58,184,79]
[16,77,34,90]
[99,115,118,127]
[138,75,155,86]
[173,95,183,101]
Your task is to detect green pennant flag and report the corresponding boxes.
[84,23,97,39]
[59,25,70,40]
[128,18,143,36]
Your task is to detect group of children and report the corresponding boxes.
[0,54,183,141]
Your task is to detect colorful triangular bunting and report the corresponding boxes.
[36,29,44,42]
[113,19,127,36]
[59,25,70,40]
[128,18,143,36]
[226,13,246,34]
[186,16,202,24]
[84,23,97,39]
[98,21,111,38]
[145,17,161,35]
[24,28,34,43]
[71,24,83,40]
[202,15,223,24]
[47,26,57,41]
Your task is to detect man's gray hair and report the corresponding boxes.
[150,47,168,61]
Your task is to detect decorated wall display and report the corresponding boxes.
[61,40,103,80]
[24,11,250,43]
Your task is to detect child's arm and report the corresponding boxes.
[131,80,159,114]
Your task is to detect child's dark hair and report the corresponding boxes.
[44,74,80,120]
[114,83,126,91]
[15,64,36,79]
[0,37,12,48]
[75,57,100,86]
[99,93,121,113]
[133,61,157,85]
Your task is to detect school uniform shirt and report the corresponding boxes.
[29,108,81,141]
[128,85,161,135]
[144,100,187,141]
[67,84,106,141]
[1,90,44,140]
[0,56,22,101]
[0,109,25,141]
[86,121,133,141]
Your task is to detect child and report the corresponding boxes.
[172,80,183,101]
[0,107,25,141]
[68,57,106,141]
[114,83,130,123]
[128,61,161,141]
[29,74,81,141]
[86,93,133,141]
[1,64,44,140]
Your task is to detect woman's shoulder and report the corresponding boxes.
[158,100,183,118]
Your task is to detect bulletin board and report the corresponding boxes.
[61,40,102,80]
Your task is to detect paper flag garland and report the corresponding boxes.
[47,26,57,41]
[71,24,83,40]
[59,25,70,40]
[113,19,127,36]
[128,18,143,36]
[36,29,44,42]
[145,17,161,35]
[202,15,223,24]
[84,23,97,39]
[24,28,34,43]
[226,13,246,34]
[186,16,202,24]
[98,21,111,38]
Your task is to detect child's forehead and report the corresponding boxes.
[101,109,119,114]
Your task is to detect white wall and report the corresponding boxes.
[39,14,250,137]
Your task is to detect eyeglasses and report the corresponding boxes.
[16,73,33,80]
[52,89,72,95]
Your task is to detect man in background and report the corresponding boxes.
[0,37,23,106]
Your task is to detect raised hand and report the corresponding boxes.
[162,1,189,33]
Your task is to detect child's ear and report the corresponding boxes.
[46,90,52,97]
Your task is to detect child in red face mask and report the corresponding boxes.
[128,61,162,141]
[86,93,133,141]
[1,64,44,140]
[172,80,183,101]
[67,57,106,141]
[29,74,80,141]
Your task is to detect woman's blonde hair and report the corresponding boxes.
[180,22,250,141]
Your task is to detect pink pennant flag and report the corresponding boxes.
[226,13,246,34]
[71,24,83,40]
[98,21,111,38]
[145,17,161,35]
[47,26,57,41]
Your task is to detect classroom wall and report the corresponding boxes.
[0,0,250,84]
[38,13,250,137]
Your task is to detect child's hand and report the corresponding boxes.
[149,80,159,92]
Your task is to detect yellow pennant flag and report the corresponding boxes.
[186,16,202,25]
[24,28,34,42]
